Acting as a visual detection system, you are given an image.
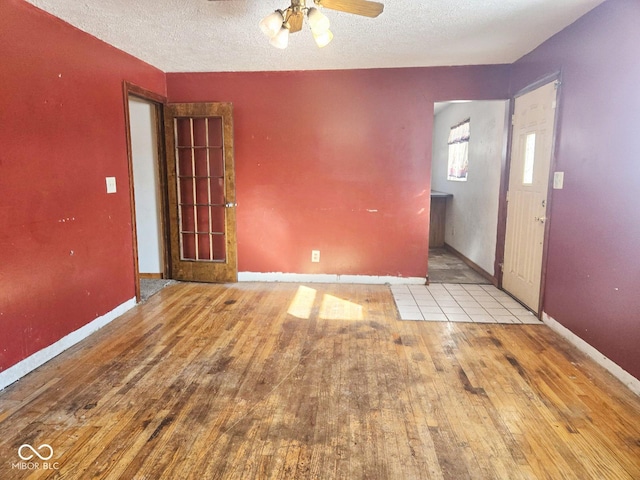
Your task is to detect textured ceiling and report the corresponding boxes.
[25,0,605,72]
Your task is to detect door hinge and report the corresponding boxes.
[554,79,561,90]
[511,114,516,126]
[499,263,504,272]
[506,190,509,202]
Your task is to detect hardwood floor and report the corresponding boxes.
[1,282,639,479]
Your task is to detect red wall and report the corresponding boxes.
[510,0,640,379]
[167,67,510,277]
[0,1,165,371]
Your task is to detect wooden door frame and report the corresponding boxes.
[495,71,563,316]
[123,81,169,302]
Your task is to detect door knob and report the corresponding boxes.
[225,202,237,208]
[534,216,547,223]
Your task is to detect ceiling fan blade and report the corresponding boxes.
[315,0,384,18]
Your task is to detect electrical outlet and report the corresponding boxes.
[106,177,117,194]
[311,250,320,263]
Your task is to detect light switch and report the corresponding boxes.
[553,171,564,189]
[106,177,117,194]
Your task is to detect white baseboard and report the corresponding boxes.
[238,272,426,285]
[0,297,136,391]
[542,312,640,396]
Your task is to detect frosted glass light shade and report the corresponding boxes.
[270,26,290,49]
[307,8,330,33]
[259,10,284,38]
[313,29,333,48]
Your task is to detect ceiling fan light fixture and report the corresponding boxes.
[312,28,333,48]
[260,0,384,49]
[259,10,285,38]
[269,25,290,49]
[307,7,330,33]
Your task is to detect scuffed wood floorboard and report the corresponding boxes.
[0,282,638,479]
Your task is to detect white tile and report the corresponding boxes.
[481,285,499,292]
[429,286,450,291]
[435,298,458,306]
[393,293,412,301]
[441,306,465,314]
[462,307,487,315]
[471,315,498,323]
[469,314,497,323]
[518,315,541,324]
[492,315,518,324]
[430,289,453,295]
[488,288,509,296]
[453,295,475,303]
[474,300,498,307]
[463,285,486,292]
[419,306,444,314]
[394,299,415,305]
[412,289,433,295]
[444,286,466,293]
[422,313,448,322]
[498,300,522,309]
[446,313,472,323]
[477,301,502,309]
[415,301,439,309]
[413,292,435,299]
[395,297,418,306]
[485,308,511,316]
[471,293,494,300]
[398,305,421,314]
[457,300,481,308]
[432,295,455,301]
[398,308,424,321]
[393,292,414,297]
[412,294,435,301]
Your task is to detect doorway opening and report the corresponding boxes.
[429,100,509,285]
[124,83,169,302]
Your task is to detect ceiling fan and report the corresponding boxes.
[209,0,385,49]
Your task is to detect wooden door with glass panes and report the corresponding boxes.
[164,103,237,283]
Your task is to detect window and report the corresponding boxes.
[522,133,536,185]
[447,119,470,181]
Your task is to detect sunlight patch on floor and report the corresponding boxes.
[287,286,364,321]
[319,294,363,321]
[287,285,317,319]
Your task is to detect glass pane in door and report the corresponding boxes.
[175,116,226,262]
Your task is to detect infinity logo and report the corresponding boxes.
[18,444,54,461]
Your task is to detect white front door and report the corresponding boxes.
[503,80,558,312]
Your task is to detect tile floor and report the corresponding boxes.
[391,283,541,324]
